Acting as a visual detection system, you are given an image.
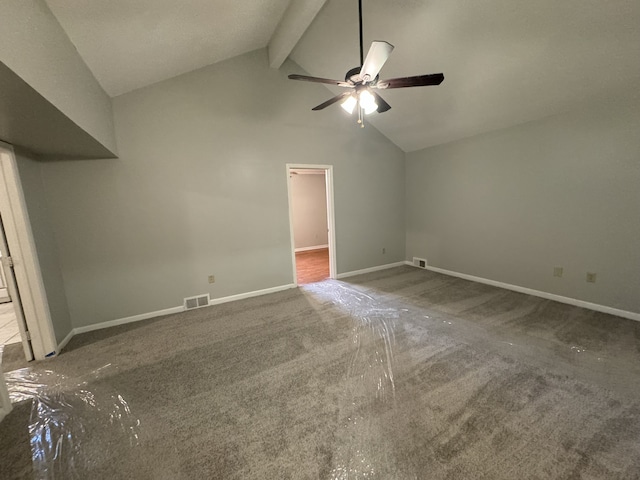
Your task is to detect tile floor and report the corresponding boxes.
[0,302,19,345]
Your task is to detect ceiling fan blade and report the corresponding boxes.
[376,73,444,89]
[288,74,353,87]
[312,92,352,111]
[372,92,391,113]
[360,41,394,83]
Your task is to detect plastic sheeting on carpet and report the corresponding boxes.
[4,364,140,479]
[304,282,404,479]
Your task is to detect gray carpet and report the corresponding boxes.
[1,266,640,479]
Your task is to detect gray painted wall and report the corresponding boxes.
[15,151,72,344]
[406,89,640,314]
[38,49,405,328]
[291,173,328,249]
[0,0,117,154]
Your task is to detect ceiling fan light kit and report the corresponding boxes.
[341,95,358,114]
[288,0,444,128]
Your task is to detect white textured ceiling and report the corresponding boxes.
[44,0,292,97]
[44,0,640,152]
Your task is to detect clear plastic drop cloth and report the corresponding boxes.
[301,279,631,480]
[4,364,141,479]
[303,282,406,479]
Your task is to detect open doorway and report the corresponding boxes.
[0,254,20,346]
[0,210,33,360]
[287,164,337,285]
[0,143,58,361]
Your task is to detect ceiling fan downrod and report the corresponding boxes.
[357,0,366,127]
[359,0,364,66]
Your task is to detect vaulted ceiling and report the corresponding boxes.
[44,0,640,152]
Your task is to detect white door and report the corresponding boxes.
[0,215,33,360]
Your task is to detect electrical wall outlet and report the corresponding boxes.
[586,272,597,283]
[208,275,215,284]
[553,267,563,278]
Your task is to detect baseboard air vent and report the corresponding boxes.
[184,294,210,310]
[413,257,427,269]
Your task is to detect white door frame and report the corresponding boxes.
[0,142,58,360]
[286,164,337,285]
[0,215,33,360]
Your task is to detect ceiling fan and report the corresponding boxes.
[288,0,444,127]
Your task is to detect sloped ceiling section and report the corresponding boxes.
[268,0,328,69]
[0,62,115,159]
[1,0,117,156]
[44,0,293,97]
[44,0,640,152]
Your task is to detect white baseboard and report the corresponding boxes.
[337,261,407,280]
[56,328,75,353]
[74,305,185,335]
[294,244,328,253]
[405,262,640,322]
[61,283,298,352]
[209,284,296,305]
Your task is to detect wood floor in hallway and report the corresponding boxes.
[295,248,329,285]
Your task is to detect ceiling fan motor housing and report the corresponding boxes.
[345,66,361,83]
[345,66,379,86]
